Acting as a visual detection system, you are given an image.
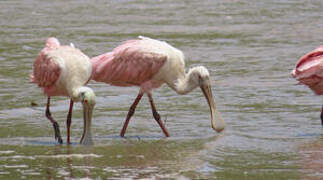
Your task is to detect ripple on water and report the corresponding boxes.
[1,0,323,179]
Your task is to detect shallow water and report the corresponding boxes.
[1,0,323,179]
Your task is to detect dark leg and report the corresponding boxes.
[120,92,144,137]
[321,105,323,126]
[46,97,63,144]
[66,100,74,144]
[147,93,170,137]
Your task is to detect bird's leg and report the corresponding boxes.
[46,97,63,144]
[66,99,74,145]
[321,105,323,126]
[120,92,144,137]
[147,93,170,137]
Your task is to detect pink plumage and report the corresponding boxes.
[45,37,60,49]
[91,38,167,91]
[292,46,323,95]
[31,51,62,95]
[30,38,60,86]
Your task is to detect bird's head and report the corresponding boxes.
[73,87,96,106]
[187,66,213,90]
[189,66,225,133]
[73,86,96,145]
[79,87,96,107]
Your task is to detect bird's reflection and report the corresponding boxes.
[298,135,323,179]
[44,145,95,179]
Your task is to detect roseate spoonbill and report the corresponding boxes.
[30,37,96,145]
[291,46,323,126]
[91,36,225,137]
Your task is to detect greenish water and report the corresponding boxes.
[1,0,323,179]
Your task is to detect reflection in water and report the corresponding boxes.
[0,138,210,179]
[299,136,323,179]
[66,146,73,179]
[45,146,96,179]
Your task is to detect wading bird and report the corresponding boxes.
[292,46,323,126]
[91,36,225,137]
[30,37,96,145]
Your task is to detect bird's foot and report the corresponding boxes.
[120,131,126,138]
[53,122,63,144]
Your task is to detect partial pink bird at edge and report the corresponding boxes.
[292,46,323,95]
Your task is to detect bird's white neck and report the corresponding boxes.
[174,67,201,95]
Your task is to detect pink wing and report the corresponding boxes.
[30,38,61,88]
[91,39,167,87]
[292,46,323,94]
[30,51,61,88]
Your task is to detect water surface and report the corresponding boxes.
[1,0,323,179]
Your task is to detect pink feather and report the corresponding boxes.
[292,46,323,95]
[91,39,167,91]
[31,38,61,90]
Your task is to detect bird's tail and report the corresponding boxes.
[90,52,114,81]
[45,37,60,49]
